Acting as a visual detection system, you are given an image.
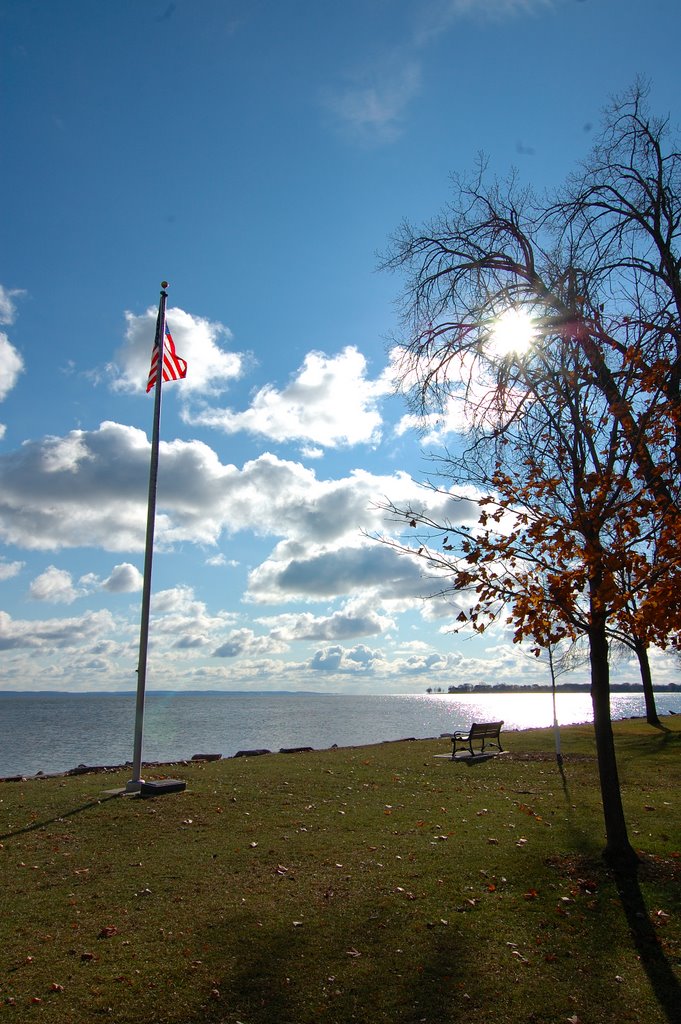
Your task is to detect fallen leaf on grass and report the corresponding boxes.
[98,926,118,939]
[523,889,539,901]
[346,948,361,958]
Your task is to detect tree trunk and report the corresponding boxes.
[589,617,638,870]
[633,637,662,728]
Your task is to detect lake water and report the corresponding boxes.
[1,690,679,778]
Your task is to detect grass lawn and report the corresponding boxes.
[1,717,680,1023]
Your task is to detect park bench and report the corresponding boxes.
[451,721,504,760]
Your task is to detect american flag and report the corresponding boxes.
[146,321,187,393]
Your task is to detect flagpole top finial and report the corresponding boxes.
[161,280,169,290]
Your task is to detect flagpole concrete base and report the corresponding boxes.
[140,778,186,796]
[125,779,144,794]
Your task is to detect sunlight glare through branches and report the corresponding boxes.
[488,308,536,359]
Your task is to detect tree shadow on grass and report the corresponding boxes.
[613,860,681,1024]
[190,910,475,1024]
[623,727,680,762]
[547,754,680,1021]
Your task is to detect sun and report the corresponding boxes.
[489,308,536,359]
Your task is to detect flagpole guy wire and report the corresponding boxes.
[126,282,168,793]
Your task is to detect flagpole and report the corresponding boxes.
[126,282,168,793]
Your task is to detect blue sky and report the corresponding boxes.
[1,0,679,694]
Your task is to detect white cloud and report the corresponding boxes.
[0,285,26,418]
[325,61,421,144]
[205,553,239,568]
[395,403,483,445]
[29,566,83,604]
[246,539,425,604]
[0,417,485,645]
[300,445,324,460]
[102,562,143,593]
[75,565,141,598]
[0,422,234,551]
[309,643,385,673]
[0,420,461,553]
[147,585,238,646]
[0,285,25,326]
[244,472,480,607]
[111,305,244,396]
[0,422,484,643]
[151,584,201,615]
[186,346,392,449]
[0,608,115,650]
[393,334,532,443]
[41,434,93,473]
[414,0,552,45]
[324,0,552,144]
[0,413,494,683]
[0,334,24,403]
[213,627,288,659]
[0,559,23,581]
[260,604,394,643]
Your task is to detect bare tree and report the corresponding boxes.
[384,82,681,517]
[379,83,681,870]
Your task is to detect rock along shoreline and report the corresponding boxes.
[0,735,436,783]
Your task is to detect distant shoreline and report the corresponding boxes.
[427,684,681,695]
[0,690,325,698]
[0,687,678,698]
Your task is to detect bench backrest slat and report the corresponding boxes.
[469,721,502,736]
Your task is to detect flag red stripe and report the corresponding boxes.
[146,322,187,392]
